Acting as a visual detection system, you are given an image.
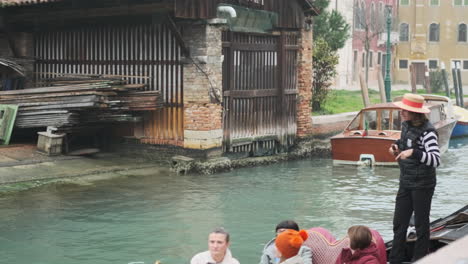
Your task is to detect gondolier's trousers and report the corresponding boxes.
[389,187,434,263]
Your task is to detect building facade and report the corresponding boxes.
[328,0,355,90]
[0,0,317,157]
[395,0,468,85]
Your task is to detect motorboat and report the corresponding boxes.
[330,94,457,166]
[451,105,468,138]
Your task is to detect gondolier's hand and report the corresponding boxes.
[389,144,399,156]
[396,149,413,160]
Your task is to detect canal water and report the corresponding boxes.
[1,138,467,264]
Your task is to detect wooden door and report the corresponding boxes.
[412,62,426,85]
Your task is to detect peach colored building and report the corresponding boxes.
[395,0,468,85]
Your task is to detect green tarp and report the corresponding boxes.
[217,4,278,33]
[0,104,18,145]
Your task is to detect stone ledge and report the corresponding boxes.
[184,129,223,140]
[312,111,358,125]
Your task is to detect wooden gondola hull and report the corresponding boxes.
[385,205,468,263]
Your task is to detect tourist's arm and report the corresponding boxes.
[299,245,313,264]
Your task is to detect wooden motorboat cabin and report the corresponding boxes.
[331,95,457,166]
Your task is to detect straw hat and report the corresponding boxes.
[393,93,430,114]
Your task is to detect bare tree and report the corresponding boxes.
[353,0,388,84]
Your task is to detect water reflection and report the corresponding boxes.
[0,138,467,264]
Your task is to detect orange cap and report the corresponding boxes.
[275,229,308,259]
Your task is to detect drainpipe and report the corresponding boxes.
[217,6,237,18]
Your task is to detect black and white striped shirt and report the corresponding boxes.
[411,131,441,168]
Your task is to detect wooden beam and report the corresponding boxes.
[166,15,190,58]
[5,3,173,25]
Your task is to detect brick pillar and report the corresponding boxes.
[296,28,314,138]
[182,19,226,150]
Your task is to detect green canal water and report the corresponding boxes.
[1,138,467,264]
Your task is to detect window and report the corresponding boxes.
[464,60,468,70]
[429,60,438,69]
[378,52,382,65]
[400,23,409,42]
[429,23,440,42]
[452,60,462,69]
[392,110,402,130]
[364,110,377,130]
[454,0,468,5]
[458,24,467,42]
[369,51,373,68]
[430,0,439,5]
[399,59,409,69]
[360,1,366,29]
[354,1,361,29]
[401,0,409,5]
[370,3,376,31]
[362,53,366,67]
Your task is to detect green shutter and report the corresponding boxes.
[430,0,439,5]
[454,0,462,6]
[464,0,468,5]
[401,0,409,5]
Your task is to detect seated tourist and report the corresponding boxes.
[260,220,312,264]
[191,227,240,264]
[335,225,381,264]
[275,229,309,264]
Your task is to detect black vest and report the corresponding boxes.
[397,121,437,189]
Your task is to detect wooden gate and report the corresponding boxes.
[33,23,184,146]
[222,31,298,154]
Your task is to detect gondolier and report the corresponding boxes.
[388,93,441,263]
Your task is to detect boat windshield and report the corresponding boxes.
[347,109,402,131]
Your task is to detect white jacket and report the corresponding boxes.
[191,249,240,264]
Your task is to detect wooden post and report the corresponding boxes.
[359,72,371,107]
[452,68,460,106]
[441,63,450,97]
[425,65,432,93]
[378,69,386,103]
[410,64,417,93]
[278,32,286,149]
[457,68,464,107]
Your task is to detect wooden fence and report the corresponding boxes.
[33,23,184,145]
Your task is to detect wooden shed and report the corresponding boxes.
[0,0,317,155]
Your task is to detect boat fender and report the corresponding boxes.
[358,154,375,167]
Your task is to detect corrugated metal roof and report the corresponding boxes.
[0,0,63,6]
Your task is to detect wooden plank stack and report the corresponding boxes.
[0,78,163,130]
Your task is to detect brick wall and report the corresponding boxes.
[182,19,226,150]
[296,28,314,138]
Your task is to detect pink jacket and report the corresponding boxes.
[335,243,381,264]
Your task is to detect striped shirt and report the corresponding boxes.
[411,130,441,168]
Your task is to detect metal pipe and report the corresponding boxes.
[217,6,237,18]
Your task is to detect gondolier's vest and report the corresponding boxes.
[397,121,437,189]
